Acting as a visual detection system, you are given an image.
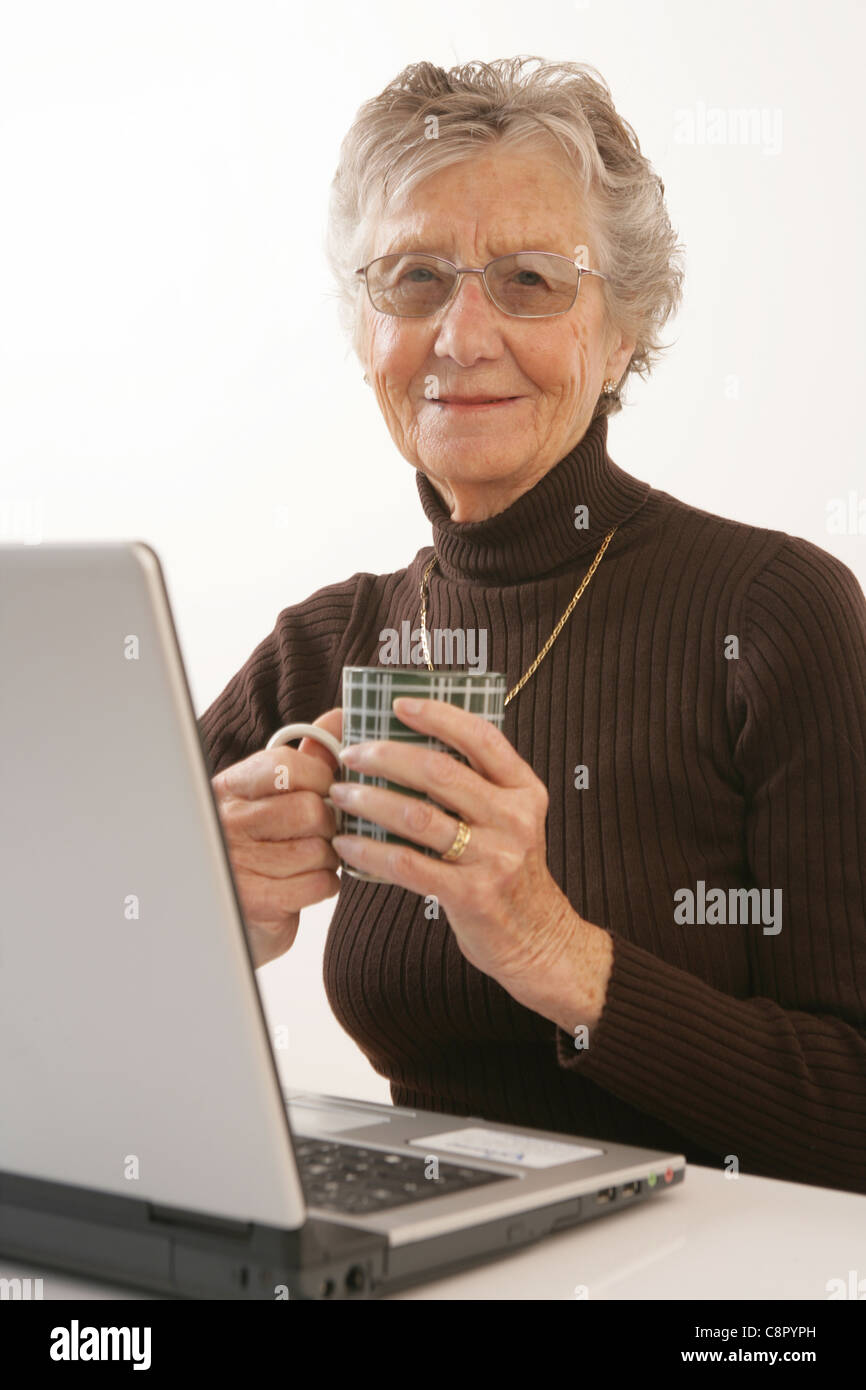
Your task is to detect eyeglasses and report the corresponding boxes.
[354,251,609,319]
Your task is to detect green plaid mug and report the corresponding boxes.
[265,666,507,883]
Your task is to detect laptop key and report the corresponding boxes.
[295,1137,508,1215]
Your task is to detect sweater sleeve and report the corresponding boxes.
[196,575,367,778]
[555,535,866,1193]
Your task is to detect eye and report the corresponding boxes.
[511,269,548,288]
[402,265,439,283]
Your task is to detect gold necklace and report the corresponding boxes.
[419,526,618,706]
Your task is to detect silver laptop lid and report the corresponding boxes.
[0,541,306,1229]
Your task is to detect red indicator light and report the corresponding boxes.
[664,1166,674,1183]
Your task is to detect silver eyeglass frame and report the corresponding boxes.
[353,250,610,319]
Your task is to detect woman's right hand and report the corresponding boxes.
[210,708,343,968]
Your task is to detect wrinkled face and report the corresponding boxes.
[358,148,635,519]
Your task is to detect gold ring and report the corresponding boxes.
[441,819,471,862]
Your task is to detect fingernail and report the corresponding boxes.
[328,781,357,802]
[338,744,363,764]
[394,696,422,713]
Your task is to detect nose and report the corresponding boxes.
[432,270,506,362]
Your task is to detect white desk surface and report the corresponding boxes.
[2,1164,864,1300]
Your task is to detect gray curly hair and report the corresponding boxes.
[324,55,685,418]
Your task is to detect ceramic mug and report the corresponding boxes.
[265,665,507,883]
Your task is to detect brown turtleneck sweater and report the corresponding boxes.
[198,412,866,1194]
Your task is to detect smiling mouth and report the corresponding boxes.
[434,396,521,407]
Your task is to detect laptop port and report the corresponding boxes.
[620,1181,640,1198]
[345,1264,366,1293]
[596,1187,616,1204]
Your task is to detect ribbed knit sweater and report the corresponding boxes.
[198,412,866,1194]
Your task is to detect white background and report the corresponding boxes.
[2,0,863,1104]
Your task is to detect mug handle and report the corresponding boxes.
[264,723,343,832]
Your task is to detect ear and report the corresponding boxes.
[605,326,637,384]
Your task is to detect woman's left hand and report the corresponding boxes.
[329,696,612,1031]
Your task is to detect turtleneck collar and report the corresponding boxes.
[414,411,651,584]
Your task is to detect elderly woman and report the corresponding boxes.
[200,57,866,1195]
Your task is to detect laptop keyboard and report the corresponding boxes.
[293,1136,508,1215]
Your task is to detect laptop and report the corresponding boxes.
[0,541,685,1300]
